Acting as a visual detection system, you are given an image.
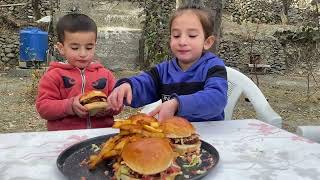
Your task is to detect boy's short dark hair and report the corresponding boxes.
[56,13,97,43]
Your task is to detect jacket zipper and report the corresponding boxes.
[79,69,91,128]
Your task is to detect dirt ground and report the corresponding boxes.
[0,69,319,134]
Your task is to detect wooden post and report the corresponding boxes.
[176,0,182,9]
[32,0,41,20]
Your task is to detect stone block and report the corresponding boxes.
[96,28,142,71]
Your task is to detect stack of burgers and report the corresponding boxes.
[112,116,202,180]
[85,113,202,179]
[160,116,201,156]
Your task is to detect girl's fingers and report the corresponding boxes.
[116,89,124,110]
[125,88,132,105]
[148,105,161,120]
[108,91,119,110]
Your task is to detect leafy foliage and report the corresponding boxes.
[274,26,320,44]
[226,0,282,24]
[129,0,175,68]
[274,26,320,97]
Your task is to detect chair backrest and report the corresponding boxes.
[225,67,282,128]
[141,67,282,128]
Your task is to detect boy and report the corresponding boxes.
[36,13,118,131]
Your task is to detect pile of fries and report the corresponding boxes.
[87,113,165,169]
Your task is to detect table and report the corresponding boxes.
[0,119,319,180]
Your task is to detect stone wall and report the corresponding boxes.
[0,34,19,66]
[56,1,142,29]
[96,28,141,71]
[224,0,317,26]
[0,0,53,21]
[0,0,54,67]
[218,34,287,74]
[55,0,143,71]
[0,0,317,73]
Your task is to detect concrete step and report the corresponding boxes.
[57,1,143,28]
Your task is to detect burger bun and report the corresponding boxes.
[80,90,109,116]
[84,101,108,116]
[121,138,174,175]
[160,116,195,138]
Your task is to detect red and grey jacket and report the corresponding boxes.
[36,61,117,131]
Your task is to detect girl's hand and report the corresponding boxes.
[107,83,132,111]
[72,95,88,118]
[148,98,179,122]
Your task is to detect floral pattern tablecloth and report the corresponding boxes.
[0,119,319,180]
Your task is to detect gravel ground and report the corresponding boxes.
[0,70,319,134]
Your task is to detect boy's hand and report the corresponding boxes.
[94,106,122,117]
[72,95,88,118]
[148,98,178,122]
[94,110,108,117]
[107,83,132,111]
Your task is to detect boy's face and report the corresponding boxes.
[170,11,214,70]
[57,31,96,69]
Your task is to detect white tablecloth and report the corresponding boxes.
[0,119,319,180]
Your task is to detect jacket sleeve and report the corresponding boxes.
[115,69,160,108]
[175,67,228,120]
[36,74,75,120]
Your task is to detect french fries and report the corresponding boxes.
[112,119,132,128]
[150,121,160,128]
[87,135,122,169]
[87,113,165,169]
[143,124,163,133]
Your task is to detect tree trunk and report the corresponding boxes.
[177,0,204,7]
[175,0,223,53]
[32,0,41,20]
[207,0,223,54]
[281,0,290,24]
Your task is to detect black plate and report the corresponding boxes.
[57,134,219,180]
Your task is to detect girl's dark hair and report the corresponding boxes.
[169,3,214,39]
[56,13,97,43]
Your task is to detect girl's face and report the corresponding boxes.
[170,10,214,70]
[57,31,96,69]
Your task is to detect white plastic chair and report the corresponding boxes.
[225,67,282,128]
[296,126,320,143]
[141,66,282,128]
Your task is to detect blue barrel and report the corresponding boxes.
[19,27,48,62]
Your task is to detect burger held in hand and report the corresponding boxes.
[114,138,182,180]
[79,90,109,116]
[160,116,201,156]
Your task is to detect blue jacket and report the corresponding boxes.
[116,52,228,121]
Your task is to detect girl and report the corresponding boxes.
[108,3,228,122]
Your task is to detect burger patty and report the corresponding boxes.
[170,134,200,145]
[119,163,181,179]
[122,164,161,179]
[80,96,107,105]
